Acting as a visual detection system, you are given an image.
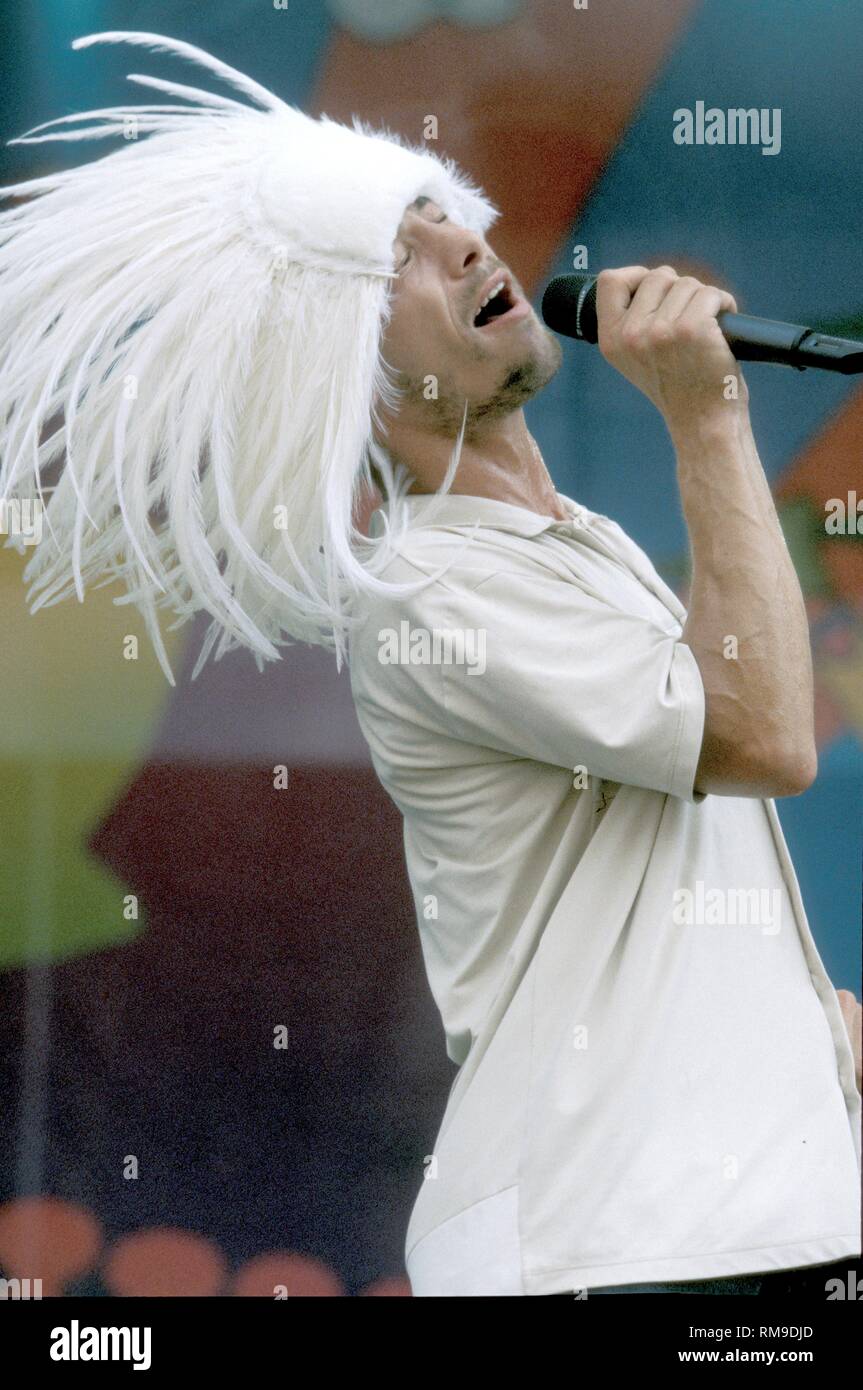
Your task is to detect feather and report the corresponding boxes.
[0,30,499,682]
[71,31,288,112]
[125,73,250,112]
[9,105,228,143]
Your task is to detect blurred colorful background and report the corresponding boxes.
[1,0,860,1295]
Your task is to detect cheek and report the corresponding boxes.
[383,284,456,376]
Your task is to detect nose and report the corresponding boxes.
[440,222,484,280]
[409,211,484,279]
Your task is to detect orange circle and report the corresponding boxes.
[0,1196,102,1295]
[359,1274,412,1296]
[103,1227,228,1296]
[232,1252,345,1297]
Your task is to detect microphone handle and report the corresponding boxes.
[552,277,863,374]
[720,315,863,373]
[717,312,812,362]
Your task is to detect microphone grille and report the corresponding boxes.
[541,274,598,343]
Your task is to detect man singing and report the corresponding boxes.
[1,32,859,1299]
[349,206,862,1296]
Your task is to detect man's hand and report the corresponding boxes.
[595,264,748,439]
[836,989,862,1093]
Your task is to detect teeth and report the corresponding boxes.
[479,280,505,309]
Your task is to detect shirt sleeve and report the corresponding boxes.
[395,563,707,804]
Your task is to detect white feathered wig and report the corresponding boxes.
[0,31,499,683]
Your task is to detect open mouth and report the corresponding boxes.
[472,277,518,329]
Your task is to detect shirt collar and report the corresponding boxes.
[370,490,587,539]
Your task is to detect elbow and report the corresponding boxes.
[695,734,818,799]
[742,740,818,798]
[782,745,818,796]
[796,742,818,791]
[764,766,817,799]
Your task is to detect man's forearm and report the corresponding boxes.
[672,410,816,796]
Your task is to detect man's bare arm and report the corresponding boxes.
[596,265,816,799]
[673,411,816,797]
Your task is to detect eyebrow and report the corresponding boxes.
[396,197,445,264]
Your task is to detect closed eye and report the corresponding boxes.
[398,212,448,270]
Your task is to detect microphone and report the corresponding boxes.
[541,273,863,375]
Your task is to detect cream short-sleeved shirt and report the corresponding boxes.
[348,490,861,1296]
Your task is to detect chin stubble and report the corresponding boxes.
[394,329,563,443]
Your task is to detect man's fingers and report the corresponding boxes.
[675,284,739,320]
[595,265,651,333]
[625,265,681,322]
[596,266,738,349]
[648,276,706,325]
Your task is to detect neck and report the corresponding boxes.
[378,408,568,520]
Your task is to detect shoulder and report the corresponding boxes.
[347,525,515,711]
[375,523,503,586]
[347,531,482,671]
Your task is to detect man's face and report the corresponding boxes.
[377,196,562,440]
